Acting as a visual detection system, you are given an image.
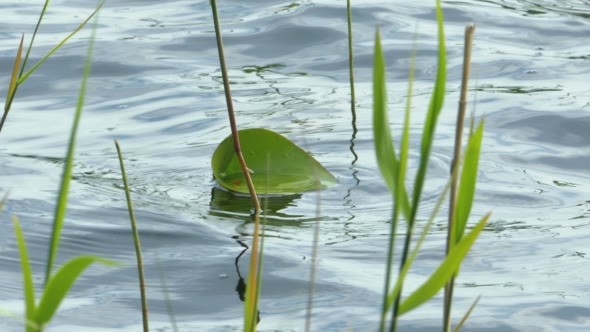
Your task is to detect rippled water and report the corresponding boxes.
[1,0,589,331]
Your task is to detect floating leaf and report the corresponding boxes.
[211,128,336,194]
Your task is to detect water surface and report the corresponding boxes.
[0,0,589,331]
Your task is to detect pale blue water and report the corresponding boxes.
[0,0,589,331]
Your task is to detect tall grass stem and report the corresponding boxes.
[115,140,149,332]
[444,23,475,332]
[209,0,260,213]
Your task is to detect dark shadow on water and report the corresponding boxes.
[209,187,304,226]
[232,236,261,324]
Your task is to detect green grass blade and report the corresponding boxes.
[409,0,446,223]
[453,120,484,244]
[398,213,490,315]
[44,14,98,284]
[115,140,149,332]
[4,35,24,111]
[11,216,37,332]
[19,0,51,77]
[386,179,451,311]
[16,0,104,85]
[372,28,410,217]
[453,295,481,332]
[36,255,116,325]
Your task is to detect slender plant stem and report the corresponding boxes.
[209,0,260,213]
[443,23,475,332]
[115,140,149,332]
[346,0,356,124]
[209,2,261,330]
[379,204,399,332]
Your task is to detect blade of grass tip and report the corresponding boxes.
[44,13,99,285]
[346,0,356,119]
[453,295,481,332]
[409,0,446,226]
[372,28,411,218]
[0,35,25,133]
[444,24,476,331]
[398,213,490,315]
[209,0,260,215]
[115,140,149,332]
[17,0,104,86]
[19,0,51,78]
[11,216,37,332]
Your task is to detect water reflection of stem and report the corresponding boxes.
[305,189,321,332]
[346,0,359,168]
[444,23,475,332]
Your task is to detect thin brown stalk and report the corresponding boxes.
[444,23,475,332]
[209,0,260,214]
[115,140,149,332]
[209,1,261,330]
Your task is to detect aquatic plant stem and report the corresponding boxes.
[444,23,475,332]
[209,0,260,213]
[346,0,357,124]
[115,140,149,332]
[209,1,261,330]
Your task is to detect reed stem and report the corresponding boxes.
[444,23,475,332]
[115,140,149,332]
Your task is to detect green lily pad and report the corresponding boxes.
[211,128,337,194]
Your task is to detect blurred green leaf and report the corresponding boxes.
[36,256,116,325]
[11,216,37,332]
[410,0,446,223]
[211,128,336,194]
[454,120,484,244]
[372,29,410,219]
[398,213,490,315]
